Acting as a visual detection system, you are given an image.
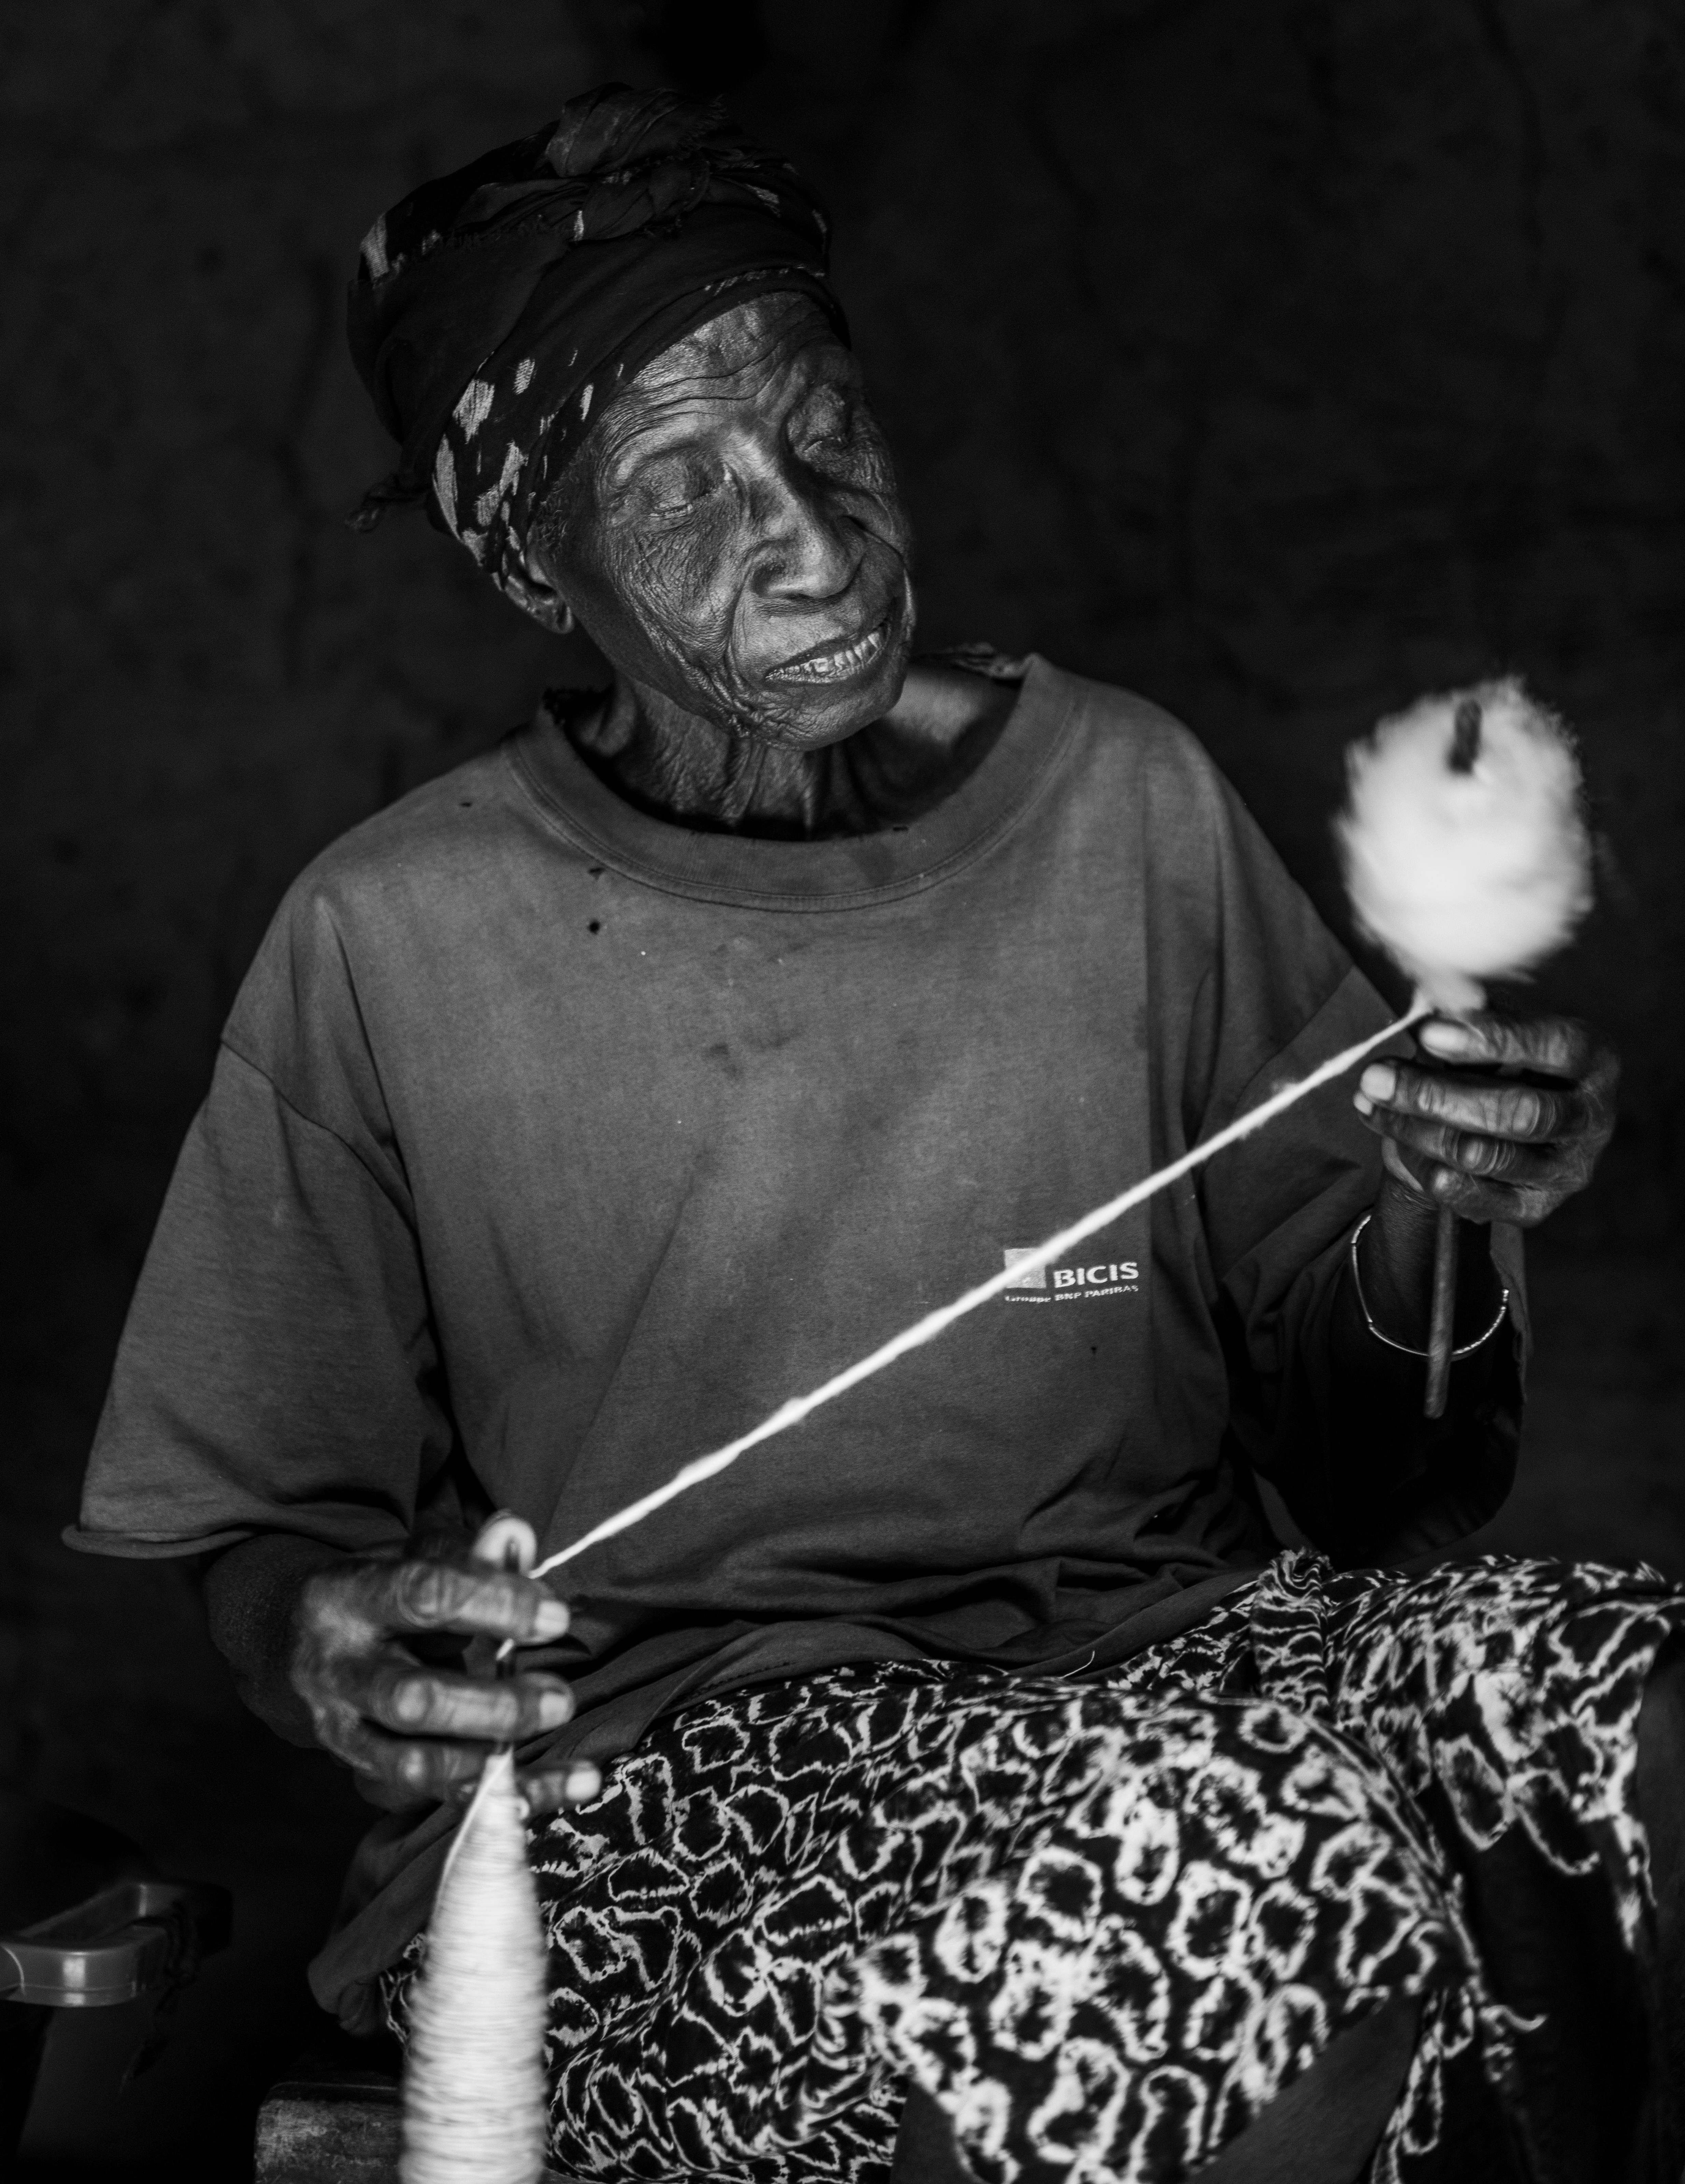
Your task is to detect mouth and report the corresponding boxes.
[765,614,891,686]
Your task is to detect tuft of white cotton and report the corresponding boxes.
[401,1748,549,2184]
[1336,677,1593,1014]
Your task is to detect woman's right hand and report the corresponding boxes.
[288,1516,601,1815]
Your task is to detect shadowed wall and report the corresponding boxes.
[1,2,1680,2173]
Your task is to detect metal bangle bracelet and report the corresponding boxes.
[1348,1213,1510,1360]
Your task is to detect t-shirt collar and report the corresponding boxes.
[506,654,1074,909]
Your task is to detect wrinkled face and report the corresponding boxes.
[533,294,915,747]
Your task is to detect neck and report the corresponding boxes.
[565,664,1016,839]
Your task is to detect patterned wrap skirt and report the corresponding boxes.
[387,1551,1685,2183]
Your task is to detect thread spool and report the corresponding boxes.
[400,1520,550,2184]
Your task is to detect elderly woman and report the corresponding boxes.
[73,86,1680,2184]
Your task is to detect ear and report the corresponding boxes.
[502,548,576,634]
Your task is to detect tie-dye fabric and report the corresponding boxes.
[386,1550,1682,2182]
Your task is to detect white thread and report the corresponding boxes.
[532,1006,1422,1580]
[400,1747,549,2184]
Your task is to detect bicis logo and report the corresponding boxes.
[1001,1249,1139,1303]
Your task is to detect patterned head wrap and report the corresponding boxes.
[347,84,847,617]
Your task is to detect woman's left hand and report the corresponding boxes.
[1352,1013,1618,1228]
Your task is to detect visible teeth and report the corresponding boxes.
[770,620,887,682]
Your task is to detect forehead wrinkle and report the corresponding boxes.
[630,333,843,421]
[634,330,791,402]
[634,292,835,389]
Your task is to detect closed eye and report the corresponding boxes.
[632,455,719,516]
[790,387,858,464]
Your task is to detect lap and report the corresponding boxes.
[1138,1550,1682,1932]
[389,1553,1685,2182]
[516,1664,1465,2180]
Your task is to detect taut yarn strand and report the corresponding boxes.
[400,1747,549,2184]
[532,1004,1423,1582]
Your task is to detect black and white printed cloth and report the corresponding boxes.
[388,1551,1683,2183]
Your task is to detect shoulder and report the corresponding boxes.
[285,739,538,923]
[1030,659,1248,874]
[257,719,603,970]
[1037,655,1351,961]
[224,733,573,1066]
[1031,665,1369,1108]
[924,648,1229,800]
[1044,661,1225,786]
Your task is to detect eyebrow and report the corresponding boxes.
[598,359,856,494]
[599,427,715,501]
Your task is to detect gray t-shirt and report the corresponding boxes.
[71,658,1523,2018]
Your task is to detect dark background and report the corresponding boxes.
[2,1,1681,2174]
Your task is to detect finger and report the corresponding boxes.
[1385,1135,1574,1230]
[517,1761,604,1816]
[1418,1162,1544,1227]
[1381,1140,1529,1224]
[326,1713,495,1807]
[379,1731,494,1806]
[1356,1063,1581,1143]
[1357,1105,1563,1188]
[373,1558,571,1644]
[1417,1013,1593,1080]
[346,1656,575,1742]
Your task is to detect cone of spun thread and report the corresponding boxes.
[400,1744,549,2184]
[1336,678,1592,1413]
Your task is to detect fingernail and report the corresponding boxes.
[532,1598,570,1640]
[1352,1090,1374,1116]
[1421,1021,1473,1055]
[538,1688,574,1729]
[565,1763,602,1804]
[1359,1064,1395,1101]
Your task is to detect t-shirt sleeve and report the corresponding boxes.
[68,904,453,1561]
[1175,756,1399,1287]
[1179,760,1526,1554]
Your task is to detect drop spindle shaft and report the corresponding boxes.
[1423,698,1483,1418]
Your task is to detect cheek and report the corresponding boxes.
[863,495,913,575]
[840,430,911,555]
[616,515,742,660]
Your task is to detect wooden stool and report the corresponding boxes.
[253,2045,966,2183]
[255,2049,402,2184]
[255,2050,597,2183]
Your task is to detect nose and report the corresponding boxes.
[745,462,863,607]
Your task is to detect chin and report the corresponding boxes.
[742,606,915,751]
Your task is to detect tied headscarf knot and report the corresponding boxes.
[346,85,844,614]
